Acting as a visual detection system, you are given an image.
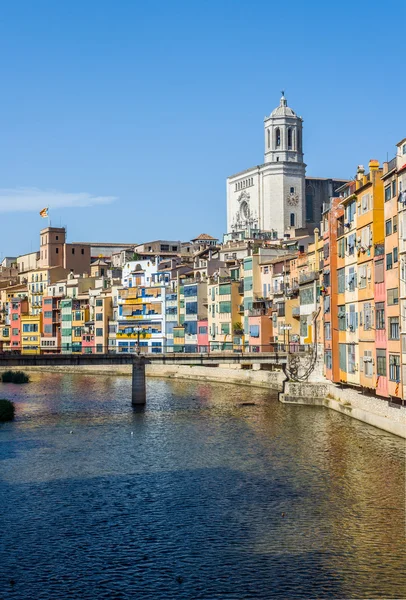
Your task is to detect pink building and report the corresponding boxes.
[198,319,209,352]
[82,333,95,354]
[10,297,28,350]
[248,314,273,352]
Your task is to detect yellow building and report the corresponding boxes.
[208,278,243,351]
[21,313,42,354]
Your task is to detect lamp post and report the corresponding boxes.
[134,326,142,355]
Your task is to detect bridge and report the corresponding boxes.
[0,349,310,405]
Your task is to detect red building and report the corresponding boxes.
[41,296,61,352]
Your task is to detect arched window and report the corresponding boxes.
[290,213,295,227]
[297,129,301,152]
[287,128,292,149]
[267,129,270,148]
[275,128,281,148]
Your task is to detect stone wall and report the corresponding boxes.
[280,380,406,439]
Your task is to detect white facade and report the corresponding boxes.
[227,94,306,237]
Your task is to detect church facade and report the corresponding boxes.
[226,94,346,237]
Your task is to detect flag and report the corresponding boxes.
[39,207,48,218]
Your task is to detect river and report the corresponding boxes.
[0,372,405,599]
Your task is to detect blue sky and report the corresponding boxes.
[0,0,404,257]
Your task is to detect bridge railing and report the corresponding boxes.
[0,343,313,357]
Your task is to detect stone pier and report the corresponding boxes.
[132,357,146,405]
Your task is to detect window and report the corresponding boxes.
[290,186,295,194]
[363,302,373,330]
[375,259,384,283]
[300,317,307,338]
[376,349,386,377]
[347,234,355,255]
[72,248,75,254]
[338,268,345,293]
[348,304,357,331]
[389,317,399,340]
[288,129,292,149]
[337,237,345,258]
[363,350,373,377]
[385,186,391,202]
[267,129,270,148]
[324,322,331,340]
[186,302,198,315]
[12,313,19,321]
[386,252,393,270]
[198,326,208,335]
[96,328,103,337]
[44,325,52,334]
[385,219,392,236]
[96,299,103,307]
[393,215,398,233]
[339,344,347,372]
[358,264,367,289]
[96,313,103,321]
[323,243,330,259]
[389,354,400,382]
[393,247,398,263]
[387,288,399,305]
[219,301,231,313]
[96,344,103,353]
[376,302,385,329]
[305,193,314,223]
[347,267,356,291]
[290,213,295,227]
[361,193,371,213]
[81,249,84,255]
[275,128,281,148]
[346,200,356,223]
[338,306,346,330]
[22,324,38,332]
[325,350,332,370]
[56,248,59,254]
[299,287,314,305]
[44,311,52,319]
[324,294,330,313]
[403,144,406,155]
[12,328,18,336]
[348,344,356,374]
[392,180,396,198]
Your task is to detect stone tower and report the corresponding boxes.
[262,92,306,234]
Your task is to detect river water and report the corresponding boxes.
[0,373,405,599]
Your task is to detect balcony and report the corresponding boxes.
[299,270,317,285]
[292,306,300,317]
[238,304,244,313]
[248,308,270,317]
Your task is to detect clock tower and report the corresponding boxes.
[226,94,307,237]
[262,92,306,234]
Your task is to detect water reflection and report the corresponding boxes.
[0,373,405,599]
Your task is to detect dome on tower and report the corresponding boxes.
[270,92,297,118]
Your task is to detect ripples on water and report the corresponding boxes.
[0,373,405,599]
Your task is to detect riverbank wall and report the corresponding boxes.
[1,364,404,438]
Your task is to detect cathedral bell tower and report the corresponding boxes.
[262,92,306,234]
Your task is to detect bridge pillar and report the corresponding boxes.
[132,357,146,405]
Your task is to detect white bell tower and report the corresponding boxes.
[262,92,306,234]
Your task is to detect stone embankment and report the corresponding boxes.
[2,363,404,438]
